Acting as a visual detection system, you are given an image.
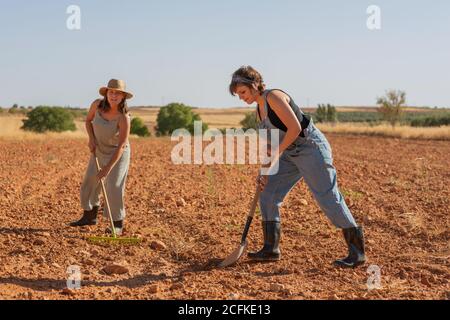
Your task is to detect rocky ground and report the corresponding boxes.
[0,134,448,300]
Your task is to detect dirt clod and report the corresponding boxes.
[150,240,167,251]
[148,284,159,294]
[269,284,285,292]
[33,239,45,246]
[102,264,129,275]
[61,288,76,296]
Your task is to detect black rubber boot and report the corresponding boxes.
[334,226,366,268]
[70,206,99,227]
[248,221,281,261]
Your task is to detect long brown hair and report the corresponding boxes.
[98,91,129,114]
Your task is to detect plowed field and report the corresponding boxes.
[0,135,448,300]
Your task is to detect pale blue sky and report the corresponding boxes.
[0,0,449,108]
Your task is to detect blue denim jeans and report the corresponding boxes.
[260,124,357,229]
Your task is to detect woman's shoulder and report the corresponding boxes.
[86,99,102,119]
[93,99,103,106]
[91,99,102,110]
[267,89,289,99]
[266,89,291,106]
[119,112,131,123]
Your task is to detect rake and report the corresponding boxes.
[87,154,141,245]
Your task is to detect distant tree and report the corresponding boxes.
[22,106,76,133]
[326,104,338,123]
[316,104,338,123]
[130,117,151,137]
[8,104,19,114]
[377,90,406,127]
[156,103,208,136]
[315,104,326,123]
[240,112,258,130]
[186,113,208,135]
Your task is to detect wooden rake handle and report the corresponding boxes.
[93,153,117,238]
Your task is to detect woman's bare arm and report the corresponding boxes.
[257,90,302,188]
[98,113,131,178]
[85,99,101,142]
[266,90,302,157]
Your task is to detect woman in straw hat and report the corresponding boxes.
[70,79,133,236]
[229,66,366,268]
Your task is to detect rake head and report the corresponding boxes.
[87,236,142,245]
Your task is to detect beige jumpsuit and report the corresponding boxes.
[80,110,130,221]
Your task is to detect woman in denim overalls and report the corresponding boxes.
[229,66,366,268]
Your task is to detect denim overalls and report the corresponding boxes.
[258,90,357,229]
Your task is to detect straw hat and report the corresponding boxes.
[99,79,133,99]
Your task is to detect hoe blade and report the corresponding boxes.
[219,241,247,268]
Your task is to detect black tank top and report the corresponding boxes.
[257,89,310,137]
